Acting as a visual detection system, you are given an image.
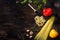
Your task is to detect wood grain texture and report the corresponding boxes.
[0,0,60,40]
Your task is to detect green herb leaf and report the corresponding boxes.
[37,5,41,10]
[16,1,19,4]
[28,0,32,3]
[43,0,46,5]
[33,0,39,5]
[21,0,28,4]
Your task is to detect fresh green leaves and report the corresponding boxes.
[20,0,47,10]
[43,0,46,5]
[32,0,42,10]
[21,0,32,4]
[16,1,19,4]
[32,0,39,5]
[37,5,41,10]
[28,0,32,3]
[21,0,28,4]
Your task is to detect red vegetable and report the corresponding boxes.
[43,8,53,17]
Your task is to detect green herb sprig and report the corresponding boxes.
[17,0,47,10]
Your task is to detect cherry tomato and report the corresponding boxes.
[49,29,59,38]
[43,8,53,17]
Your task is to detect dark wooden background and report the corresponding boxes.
[0,0,60,40]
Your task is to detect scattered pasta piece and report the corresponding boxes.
[34,16,46,27]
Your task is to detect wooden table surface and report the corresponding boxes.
[0,0,60,40]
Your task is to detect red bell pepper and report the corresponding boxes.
[43,8,53,17]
